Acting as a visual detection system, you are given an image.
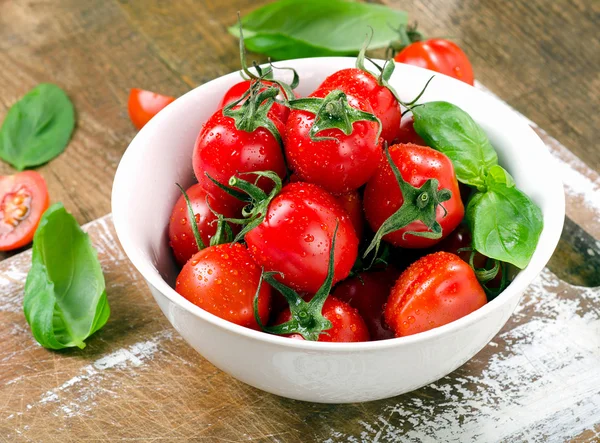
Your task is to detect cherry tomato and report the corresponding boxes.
[175,243,271,330]
[219,80,292,124]
[317,68,401,143]
[364,143,464,248]
[332,269,399,341]
[192,110,287,210]
[385,252,487,336]
[435,224,503,288]
[397,115,427,146]
[275,296,369,342]
[394,39,474,86]
[245,182,358,294]
[128,88,175,130]
[285,88,381,194]
[168,183,239,266]
[334,191,364,240]
[0,171,49,251]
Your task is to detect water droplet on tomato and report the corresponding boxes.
[304,234,314,243]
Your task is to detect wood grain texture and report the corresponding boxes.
[1,216,599,442]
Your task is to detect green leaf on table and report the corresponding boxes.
[466,166,543,269]
[0,83,75,170]
[23,203,109,350]
[229,0,407,60]
[412,101,498,190]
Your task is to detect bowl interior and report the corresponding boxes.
[112,58,565,349]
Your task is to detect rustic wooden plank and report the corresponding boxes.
[0,215,599,442]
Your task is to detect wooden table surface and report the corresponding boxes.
[1,0,599,442]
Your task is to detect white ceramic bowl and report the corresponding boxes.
[112,58,564,403]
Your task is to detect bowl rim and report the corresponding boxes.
[112,56,565,352]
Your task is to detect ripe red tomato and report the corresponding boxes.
[332,269,399,341]
[394,39,474,86]
[334,191,364,240]
[0,171,49,251]
[397,115,427,146]
[285,89,382,194]
[219,80,292,124]
[192,110,287,210]
[364,143,464,248]
[245,182,358,294]
[316,68,401,143]
[435,224,503,288]
[175,243,271,329]
[275,296,370,342]
[128,88,175,130]
[385,252,487,336]
[168,183,239,266]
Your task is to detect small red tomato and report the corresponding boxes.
[245,182,358,294]
[332,269,399,341]
[394,39,474,86]
[397,115,427,146]
[219,80,292,124]
[334,191,364,240]
[385,252,487,337]
[128,88,175,130]
[276,297,370,342]
[0,171,49,251]
[175,243,271,330]
[284,89,382,194]
[192,110,287,210]
[317,68,401,143]
[364,143,464,248]
[168,183,239,266]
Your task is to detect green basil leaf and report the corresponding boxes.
[230,0,407,60]
[23,203,109,350]
[412,101,498,190]
[0,83,75,170]
[466,166,543,269]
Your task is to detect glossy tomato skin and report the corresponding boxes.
[175,243,271,330]
[334,191,364,240]
[385,252,487,337]
[397,115,427,146]
[168,183,239,266]
[128,88,175,130]
[284,88,382,194]
[394,39,474,86]
[332,269,399,340]
[276,296,370,342]
[317,68,401,143]
[219,80,292,124]
[193,110,287,210]
[245,182,359,294]
[0,171,49,251]
[364,143,464,248]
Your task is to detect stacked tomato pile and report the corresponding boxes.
[168,58,498,343]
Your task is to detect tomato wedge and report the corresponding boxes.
[0,171,50,251]
[128,88,175,130]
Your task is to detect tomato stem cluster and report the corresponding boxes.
[253,223,340,341]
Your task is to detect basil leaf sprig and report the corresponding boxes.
[412,101,498,190]
[412,102,543,269]
[230,0,407,60]
[0,84,75,170]
[23,203,109,350]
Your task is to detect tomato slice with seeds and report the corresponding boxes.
[0,171,50,251]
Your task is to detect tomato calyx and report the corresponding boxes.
[288,90,382,143]
[221,81,283,145]
[207,170,283,242]
[364,145,452,259]
[253,223,340,341]
[388,23,425,54]
[175,183,233,250]
[458,247,509,298]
